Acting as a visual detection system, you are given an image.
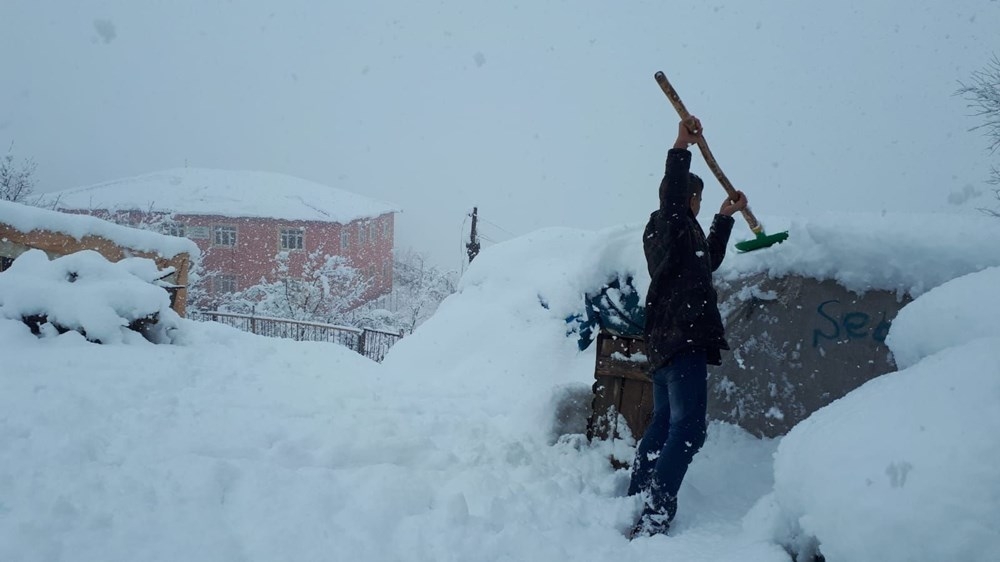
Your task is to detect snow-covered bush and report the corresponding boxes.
[349,248,456,334]
[388,248,456,333]
[0,249,182,344]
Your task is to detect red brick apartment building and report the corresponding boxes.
[45,169,398,308]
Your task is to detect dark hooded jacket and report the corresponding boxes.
[643,148,734,370]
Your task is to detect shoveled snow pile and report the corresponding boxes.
[885,266,1000,369]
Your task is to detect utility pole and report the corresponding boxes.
[466,207,481,263]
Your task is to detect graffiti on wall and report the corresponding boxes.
[812,299,892,348]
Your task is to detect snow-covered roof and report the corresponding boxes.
[0,199,200,260]
[45,168,400,224]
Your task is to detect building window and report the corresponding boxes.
[214,226,237,247]
[187,225,210,240]
[280,228,304,250]
[340,230,350,251]
[382,221,390,238]
[369,223,377,242]
[215,275,237,294]
[163,222,185,238]
[357,222,367,245]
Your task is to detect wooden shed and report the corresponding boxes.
[586,330,653,447]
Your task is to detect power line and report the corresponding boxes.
[478,217,517,238]
[477,224,511,243]
[458,214,470,269]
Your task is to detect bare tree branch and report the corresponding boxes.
[957,54,1000,154]
[0,143,38,203]
[958,55,1000,212]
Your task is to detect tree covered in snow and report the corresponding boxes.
[217,247,457,335]
[350,248,456,334]
[0,144,37,203]
[958,55,1000,215]
[388,248,456,333]
[220,251,368,326]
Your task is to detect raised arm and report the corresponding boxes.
[659,117,702,221]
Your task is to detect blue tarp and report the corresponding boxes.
[565,275,645,351]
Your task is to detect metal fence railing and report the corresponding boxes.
[190,310,403,362]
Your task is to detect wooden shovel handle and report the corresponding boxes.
[654,71,762,234]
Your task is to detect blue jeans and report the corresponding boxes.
[627,348,709,520]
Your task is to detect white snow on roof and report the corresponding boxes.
[45,168,400,223]
[715,211,1000,297]
[0,199,199,260]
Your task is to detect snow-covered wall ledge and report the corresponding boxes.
[0,200,201,316]
[716,211,1000,297]
[0,200,200,261]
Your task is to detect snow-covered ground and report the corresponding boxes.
[2,211,999,561]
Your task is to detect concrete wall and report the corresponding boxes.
[710,273,911,437]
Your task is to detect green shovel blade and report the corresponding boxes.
[735,230,789,253]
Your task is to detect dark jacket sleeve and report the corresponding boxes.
[659,148,692,224]
[707,213,735,271]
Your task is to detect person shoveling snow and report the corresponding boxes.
[627,116,749,538]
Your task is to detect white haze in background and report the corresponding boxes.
[2,0,999,270]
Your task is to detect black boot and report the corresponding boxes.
[627,495,677,539]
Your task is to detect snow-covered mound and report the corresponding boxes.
[756,266,1000,561]
[886,266,1000,369]
[0,249,182,344]
[381,225,645,437]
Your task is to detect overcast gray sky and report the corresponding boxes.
[3,1,998,270]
